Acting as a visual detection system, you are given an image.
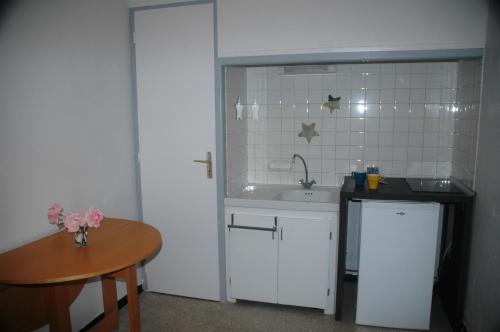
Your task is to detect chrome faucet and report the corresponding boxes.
[292,153,316,189]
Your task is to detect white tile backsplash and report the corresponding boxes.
[226,61,472,190]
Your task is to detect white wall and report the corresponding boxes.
[464,2,500,331]
[218,0,488,57]
[0,0,137,330]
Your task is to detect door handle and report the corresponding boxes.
[193,152,212,178]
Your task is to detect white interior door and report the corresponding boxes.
[134,3,219,300]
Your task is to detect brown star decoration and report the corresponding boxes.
[298,122,319,144]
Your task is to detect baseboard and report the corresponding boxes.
[79,284,144,332]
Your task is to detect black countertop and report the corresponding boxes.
[340,177,474,203]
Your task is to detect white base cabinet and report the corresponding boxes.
[225,207,338,314]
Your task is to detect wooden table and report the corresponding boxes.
[0,218,162,332]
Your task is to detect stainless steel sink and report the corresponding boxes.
[274,189,334,203]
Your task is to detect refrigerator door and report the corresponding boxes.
[356,201,440,330]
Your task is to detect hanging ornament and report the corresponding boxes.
[298,122,319,144]
[323,94,341,113]
[235,96,243,120]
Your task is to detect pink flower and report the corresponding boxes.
[48,203,63,225]
[85,207,104,228]
[63,212,82,233]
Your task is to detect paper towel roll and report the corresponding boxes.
[268,160,292,171]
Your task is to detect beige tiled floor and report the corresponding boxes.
[116,282,452,332]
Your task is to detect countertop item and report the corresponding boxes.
[225,184,340,212]
[0,218,162,332]
[336,177,475,331]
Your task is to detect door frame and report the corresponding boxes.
[129,0,227,301]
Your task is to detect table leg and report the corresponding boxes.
[123,265,140,332]
[102,277,119,329]
[45,284,71,332]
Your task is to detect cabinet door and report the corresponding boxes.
[228,213,278,303]
[277,217,330,309]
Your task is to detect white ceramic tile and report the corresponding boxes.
[411,89,426,103]
[322,145,335,159]
[308,89,323,103]
[380,103,395,117]
[350,118,365,131]
[394,133,409,146]
[379,146,393,161]
[423,147,438,162]
[409,118,425,132]
[392,160,407,176]
[439,118,455,133]
[421,162,437,177]
[408,147,423,161]
[335,131,350,145]
[409,133,424,146]
[335,146,350,159]
[410,74,426,88]
[337,89,352,104]
[351,74,365,89]
[424,118,440,133]
[380,75,395,89]
[366,75,379,89]
[395,89,410,103]
[350,132,365,146]
[336,117,350,130]
[365,104,380,118]
[365,146,379,160]
[351,104,367,117]
[380,118,395,132]
[351,89,365,104]
[365,118,379,132]
[426,74,443,88]
[380,132,394,146]
[322,131,335,145]
[423,133,439,147]
[365,89,380,103]
[381,90,397,106]
[437,147,453,162]
[335,159,350,173]
[409,103,425,118]
[350,146,364,160]
[322,74,337,90]
[365,132,379,146]
[394,118,409,132]
[426,89,441,103]
[395,103,410,117]
[396,75,410,89]
[393,147,408,161]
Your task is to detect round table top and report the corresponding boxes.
[0,218,162,284]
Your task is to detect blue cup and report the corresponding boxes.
[352,171,367,187]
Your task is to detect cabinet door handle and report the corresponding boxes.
[280,227,283,240]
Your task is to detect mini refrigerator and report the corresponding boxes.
[356,200,440,330]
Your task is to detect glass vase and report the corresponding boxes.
[74,225,88,247]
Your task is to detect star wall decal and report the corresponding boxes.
[322,94,341,113]
[298,122,319,144]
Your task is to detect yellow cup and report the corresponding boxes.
[367,174,380,190]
